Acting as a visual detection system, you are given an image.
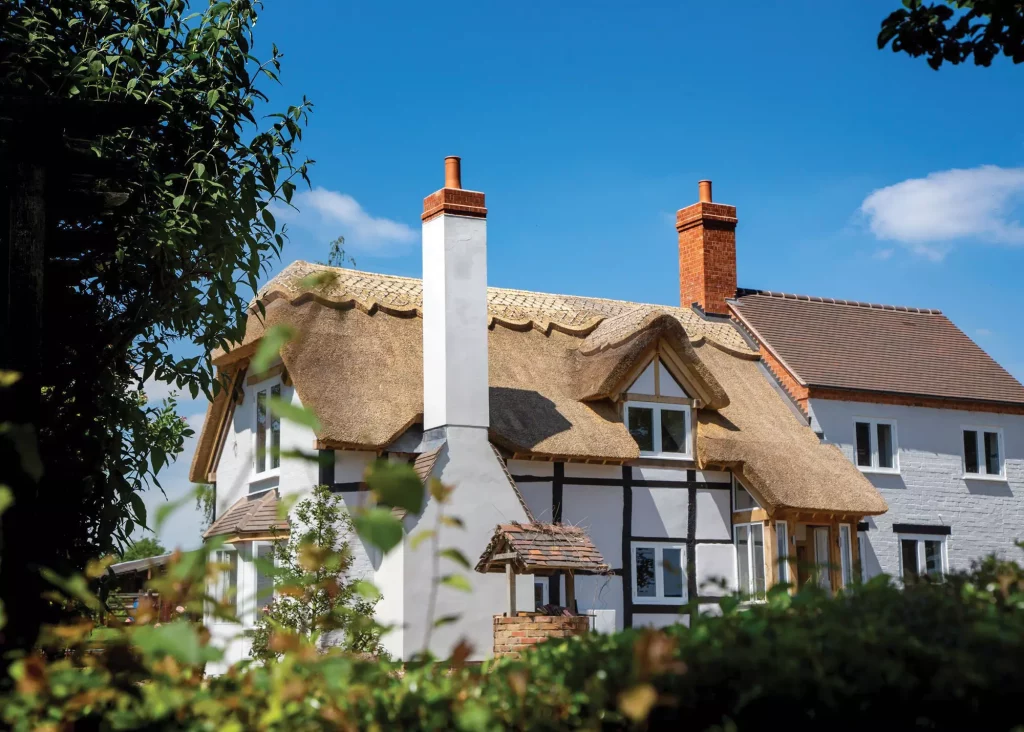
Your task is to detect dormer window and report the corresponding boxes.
[623,357,695,460]
[625,401,692,459]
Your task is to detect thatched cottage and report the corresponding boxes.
[192,158,1023,666]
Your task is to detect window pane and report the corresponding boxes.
[635,547,656,597]
[662,548,683,598]
[858,534,869,582]
[901,539,919,582]
[661,409,688,454]
[750,524,766,600]
[628,407,654,452]
[734,483,757,511]
[776,522,789,583]
[534,581,545,606]
[270,385,281,470]
[924,541,943,578]
[839,525,853,588]
[255,544,275,611]
[876,423,894,469]
[256,390,267,473]
[984,432,1000,476]
[963,430,979,474]
[735,525,750,595]
[855,422,872,467]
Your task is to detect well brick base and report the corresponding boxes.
[493,614,590,658]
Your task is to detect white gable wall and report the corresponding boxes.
[809,397,1024,578]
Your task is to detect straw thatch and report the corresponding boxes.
[191,262,887,515]
[476,523,609,576]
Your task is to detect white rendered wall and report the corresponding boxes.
[809,398,1024,577]
[398,427,532,660]
[421,214,490,431]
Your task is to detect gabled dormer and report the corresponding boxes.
[620,356,696,460]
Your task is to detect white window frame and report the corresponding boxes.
[858,532,870,583]
[898,533,948,581]
[252,540,277,624]
[251,377,283,483]
[209,546,238,623]
[775,520,790,585]
[630,541,688,604]
[733,522,767,602]
[852,418,899,474]
[624,401,692,460]
[961,425,1005,481]
[732,475,761,513]
[838,524,853,589]
[534,579,549,608]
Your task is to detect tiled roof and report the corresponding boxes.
[475,523,610,576]
[203,490,289,540]
[731,290,1024,405]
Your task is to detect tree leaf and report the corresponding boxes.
[618,684,657,723]
[251,324,297,373]
[440,574,472,593]
[366,460,425,515]
[131,620,219,666]
[353,507,404,553]
[268,396,321,431]
[440,548,472,570]
[351,579,381,601]
[410,529,436,551]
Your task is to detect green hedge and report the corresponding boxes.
[5,553,1024,731]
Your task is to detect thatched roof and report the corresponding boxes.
[204,489,289,541]
[476,523,609,576]
[191,262,887,516]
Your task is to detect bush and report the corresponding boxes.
[4,551,1024,731]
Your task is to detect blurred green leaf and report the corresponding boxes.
[268,396,321,431]
[353,507,403,553]
[251,324,297,373]
[366,460,424,515]
[440,574,472,593]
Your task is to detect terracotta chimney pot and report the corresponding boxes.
[445,156,462,189]
[698,180,713,203]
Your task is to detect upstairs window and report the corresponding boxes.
[733,477,759,512]
[254,383,281,476]
[625,402,692,459]
[963,427,1003,479]
[853,418,898,472]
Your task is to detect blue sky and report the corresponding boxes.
[145,0,1024,550]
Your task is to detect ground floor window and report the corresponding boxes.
[839,524,854,588]
[631,541,687,604]
[210,547,238,618]
[534,578,549,607]
[858,532,869,582]
[253,542,277,621]
[734,523,766,601]
[775,521,789,584]
[899,535,947,582]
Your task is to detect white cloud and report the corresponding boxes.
[278,188,416,253]
[860,165,1024,260]
[872,248,895,261]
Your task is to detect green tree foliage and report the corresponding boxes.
[0,0,311,652]
[879,0,1024,68]
[195,483,216,533]
[249,485,384,661]
[118,537,166,563]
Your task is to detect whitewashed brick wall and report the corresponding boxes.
[809,399,1024,578]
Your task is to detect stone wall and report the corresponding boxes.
[493,614,590,659]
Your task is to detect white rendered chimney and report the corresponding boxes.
[421,156,489,431]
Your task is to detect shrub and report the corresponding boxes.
[248,485,385,661]
[4,550,1024,731]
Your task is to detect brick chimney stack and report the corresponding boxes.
[676,180,738,316]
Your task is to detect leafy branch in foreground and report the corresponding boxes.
[0,0,313,655]
[879,0,1024,68]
